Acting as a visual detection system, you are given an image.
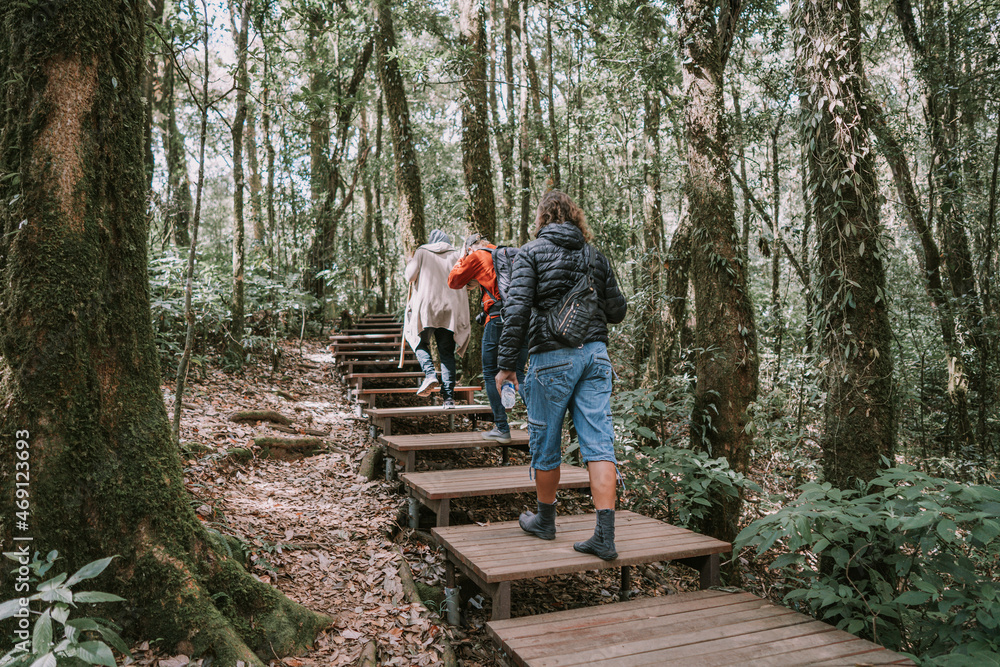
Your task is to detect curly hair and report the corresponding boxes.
[533,190,593,242]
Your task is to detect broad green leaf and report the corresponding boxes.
[70,642,116,667]
[0,598,28,621]
[27,654,55,667]
[37,573,67,591]
[65,557,115,587]
[894,590,931,605]
[32,609,53,653]
[73,591,126,604]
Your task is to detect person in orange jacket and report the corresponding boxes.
[448,233,528,442]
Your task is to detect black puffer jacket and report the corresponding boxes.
[498,222,627,368]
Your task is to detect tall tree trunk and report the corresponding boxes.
[307,10,331,206]
[161,53,193,248]
[0,1,329,659]
[544,0,560,188]
[374,0,427,254]
[868,94,973,445]
[796,0,895,488]
[229,0,249,356]
[375,95,388,311]
[733,84,751,256]
[769,113,785,380]
[664,215,694,371]
[246,104,265,246]
[678,0,758,545]
[517,0,532,244]
[305,37,374,298]
[893,0,984,451]
[799,133,815,352]
[493,0,516,240]
[636,0,665,382]
[143,0,165,190]
[260,3,276,252]
[174,0,212,443]
[361,105,375,292]
[459,0,497,238]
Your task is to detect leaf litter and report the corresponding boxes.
[134,339,700,667]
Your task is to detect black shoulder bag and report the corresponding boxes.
[546,245,599,348]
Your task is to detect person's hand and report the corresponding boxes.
[496,369,518,393]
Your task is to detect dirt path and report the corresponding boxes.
[136,338,689,666]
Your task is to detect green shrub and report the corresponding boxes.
[0,551,129,666]
[614,384,761,528]
[735,465,1000,664]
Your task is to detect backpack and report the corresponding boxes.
[485,246,520,306]
[546,244,600,348]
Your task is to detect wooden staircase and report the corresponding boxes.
[334,314,915,666]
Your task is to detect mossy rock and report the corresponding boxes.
[415,581,445,607]
[225,447,253,463]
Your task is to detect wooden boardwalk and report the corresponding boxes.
[432,511,730,620]
[365,404,494,435]
[379,429,528,472]
[400,463,590,526]
[487,589,916,666]
[335,315,909,664]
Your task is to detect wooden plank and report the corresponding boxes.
[433,511,730,584]
[356,385,481,396]
[512,606,807,663]
[346,372,424,380]
[401,464,590,500]
[380,430,529,451]
[486,590,914,667]
[366,405,494,418]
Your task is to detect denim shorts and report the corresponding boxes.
[523,341,616,470]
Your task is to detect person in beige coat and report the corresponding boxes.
[403,230,471,406]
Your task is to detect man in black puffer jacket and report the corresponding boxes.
[496,190,627,561]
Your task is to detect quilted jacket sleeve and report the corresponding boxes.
[600,252,627,324]
[497,246,537,370]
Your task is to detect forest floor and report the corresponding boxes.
[134,338,703,667]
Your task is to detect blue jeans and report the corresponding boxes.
[524,341,616,470]
[482,317,528,431]
[414,328,456,400]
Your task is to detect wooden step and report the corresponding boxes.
[354,385,481,408]
[486,589,916,666]
[432,510,730,621]
[379,429,528,472]
[366,404,495,435]
[400,464,590,526]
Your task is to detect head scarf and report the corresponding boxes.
[428,229,450,245]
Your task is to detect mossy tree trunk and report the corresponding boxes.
[678,0,759,545]
[305,36,374,299]
[795,0,896,488]
[636,0,666,384]
[0,3,330,663]
[374,0,427,255]
[459,0,497,240]
[229,0,249,356]
[516,0,532,245]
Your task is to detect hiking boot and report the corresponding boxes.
[519,500,556,540]
[442,399,456,409]
[416,375,439,397]
[573,509,618,560]
[481,428,512,443]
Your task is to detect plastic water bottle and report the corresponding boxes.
[501,381,516,409]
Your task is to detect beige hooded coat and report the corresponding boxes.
[403,241,471,356]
